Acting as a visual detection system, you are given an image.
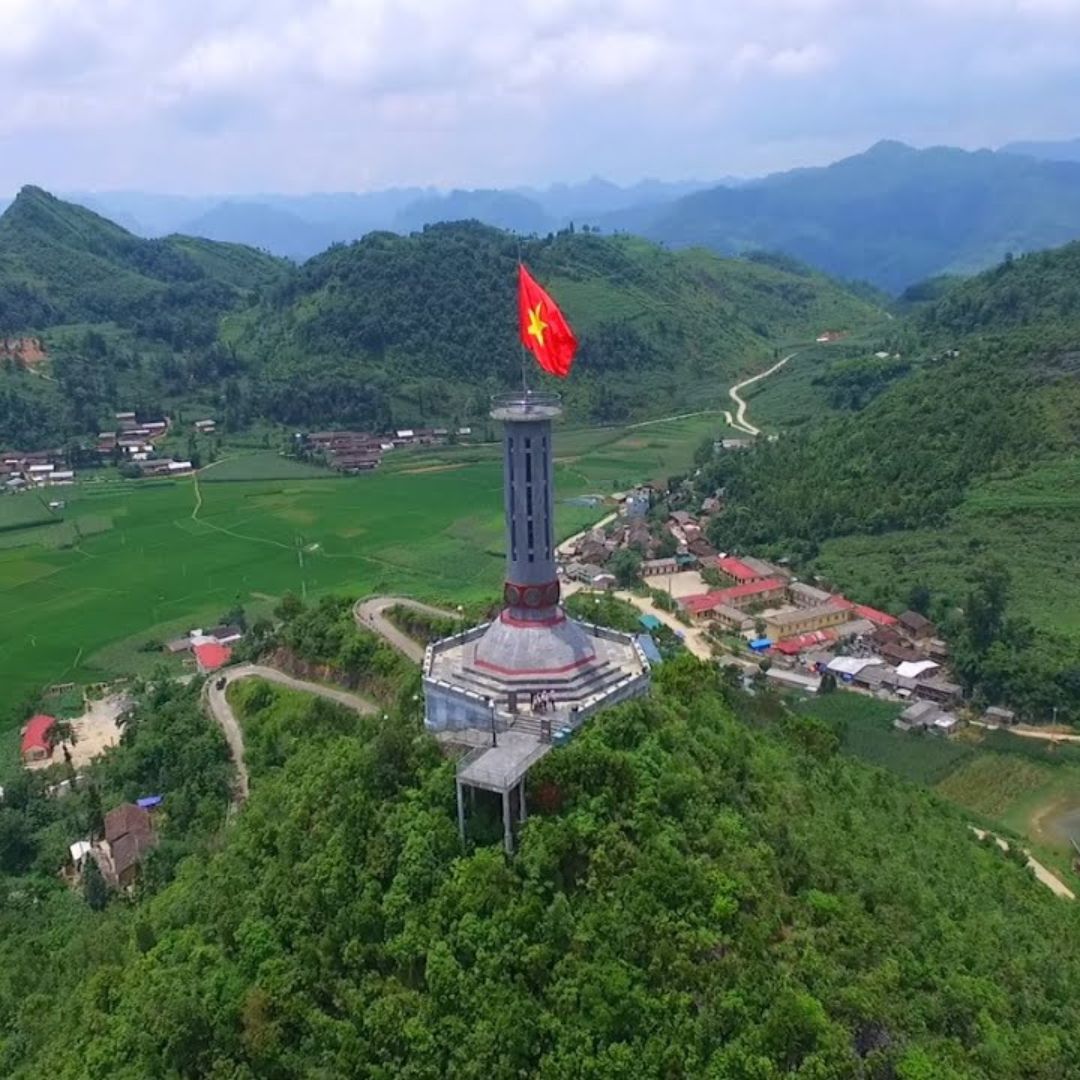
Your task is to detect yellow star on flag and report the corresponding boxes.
[526,302,548,347]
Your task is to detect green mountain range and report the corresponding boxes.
[0,185,285,335]
[0,188,881,447]
[616,141,1080,293]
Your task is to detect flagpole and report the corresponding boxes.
[517,248,529,400]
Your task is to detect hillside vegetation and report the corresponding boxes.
[0,189,881,447]
[622,141,1080,293]
[696,243,1080,721]
[231,223,881,429]
[3,649,1080,1077]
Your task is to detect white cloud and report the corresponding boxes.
[0,0,1077,192]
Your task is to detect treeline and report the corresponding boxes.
[4,656,1080,1075]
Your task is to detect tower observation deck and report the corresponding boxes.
[423,391,650,849]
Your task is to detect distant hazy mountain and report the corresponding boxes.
[54,178,711,259]
[520,177,719,221]
[180,201,343,261]
[392,189,554,235]
[1001,137,1080,164]
[617,141,1080,292]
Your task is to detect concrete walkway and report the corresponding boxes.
[354,595,457,663]
[204,663,377,811]
[970,826,1075,900]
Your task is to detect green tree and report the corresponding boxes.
[83,857,109,911]
[609,549,642,588]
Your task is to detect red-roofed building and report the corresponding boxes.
[832,597,897,627]
[21,714,55,763]
[772,629,838,656]
[714,555,766,584]
[194,642,232,673]
[681,577,786,620]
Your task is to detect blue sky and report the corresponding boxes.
[2,0,1079,195]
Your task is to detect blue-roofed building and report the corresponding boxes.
[749,637,772,652]
[638,613,662,632]
[136,795,163,810]
[635,634,663,666]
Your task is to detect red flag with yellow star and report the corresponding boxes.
[518,263,578,378]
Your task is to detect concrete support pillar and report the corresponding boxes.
[502,787,513,856]
[456,780,465,848]
[519,778,527,822]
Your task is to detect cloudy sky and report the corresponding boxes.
[2,0,1079,195]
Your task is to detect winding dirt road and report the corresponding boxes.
[970,827,1075,900]
[723,351,798,436]
[354,596,457,663]
[204,663,377,811]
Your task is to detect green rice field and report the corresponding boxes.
[0,413,724,725]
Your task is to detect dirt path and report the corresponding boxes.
[970,826,1076,900]
[971,719,1080,744]
[354,596,457,664]
[724,351,799,436]
[204,663,377,812]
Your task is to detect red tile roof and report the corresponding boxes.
[715,555,763,582]
[681,577,785,615]
[194,642,232,672]
[21,714,55,755]
[832,597,897,626]
[773,629,838,655]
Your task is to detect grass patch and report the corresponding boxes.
[0,494,58,532]
[200,452,339,482]
[794,693,974,785]
[935,754,1056,819]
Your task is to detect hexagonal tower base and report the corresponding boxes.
[423,391,650,736]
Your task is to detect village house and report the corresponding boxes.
[194,642,232,674]
[983,705,1017,726]
[101,803,158,889]
[914,676,963,707]
[898,610,936,640]
[20,714,55,764]
[787,581,834,607]
[687,537,716,560]
[772,628,838,657]
[640,557,678,577]
[764,603,848,639]
[711,604,755,632]
[194,418,216,434]
[713,555,769,585]
[680,577,787,621]
[895,700,939,732]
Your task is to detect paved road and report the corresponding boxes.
[724,351,798,436]
[354,595,457,663]
[607,590,712,660]
[970,827,1075,900]
[204,663,377,811]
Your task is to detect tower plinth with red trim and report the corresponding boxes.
[423,391,650,736]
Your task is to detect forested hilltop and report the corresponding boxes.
[694,244,1080,721]
[4,623,1080,1078]
[226,225,880,429]
[0,188,881,447]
